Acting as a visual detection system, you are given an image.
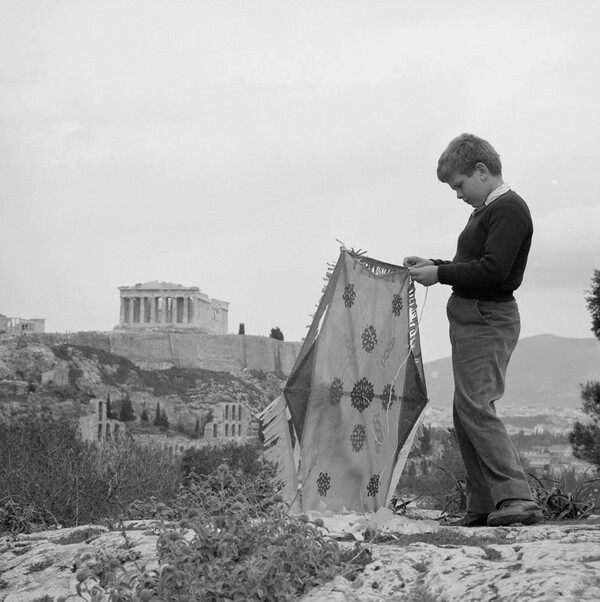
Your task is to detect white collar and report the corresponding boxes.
[485,183,511,206]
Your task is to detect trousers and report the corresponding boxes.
[447,294,533,514]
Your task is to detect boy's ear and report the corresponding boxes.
[475,162,489,179]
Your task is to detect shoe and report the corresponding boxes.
[487,500,543,527]
[443,511,489,527]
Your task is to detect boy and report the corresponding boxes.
[404,133,542,527]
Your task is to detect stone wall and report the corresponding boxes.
[110,330,302,375]
[27,331,112,351]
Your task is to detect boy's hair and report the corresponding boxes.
[437,133,502,182]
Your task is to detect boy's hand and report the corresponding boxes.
[409,265,439,287]
[403,256,433,268]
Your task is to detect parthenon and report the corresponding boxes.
[117,281,228,334]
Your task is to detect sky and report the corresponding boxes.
[1,0,599,361]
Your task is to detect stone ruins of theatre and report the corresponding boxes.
[118,281,228,333]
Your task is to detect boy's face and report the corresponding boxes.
[446,167,490,209]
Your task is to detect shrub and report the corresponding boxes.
[99,464,344,601]
[181,441,265,479]
[0,417,181,532]
[0,499,47,534]
[401,428,466,514]
[269,327,284,341]
[528,470,600,520]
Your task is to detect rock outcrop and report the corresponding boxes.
[1,514,600,601]
[302,517,600,602]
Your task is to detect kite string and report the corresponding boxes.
[365,279,429,444]
[378,279,429,484]
[372,279,429,443]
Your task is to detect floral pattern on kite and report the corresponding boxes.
[343,283,356,308]
[317,472,331,497]
[350,377,374,412]
[367,474,380,497]
[392,293,403,316]
[361,325,378,353]
[329,377,344,406]
[380,383,397,411]
[350,424,367,452]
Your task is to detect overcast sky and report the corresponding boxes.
[1,0,599,361]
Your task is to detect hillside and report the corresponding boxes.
[423,334,600,409]
[0,338,284,435]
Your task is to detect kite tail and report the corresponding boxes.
[258,394,300,511]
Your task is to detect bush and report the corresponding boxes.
[0,417,181,531]
[401,428,466,514]
[181,441,265,479]
[98,464,344,601]
[269,327,284,341]
[528,470,600,520]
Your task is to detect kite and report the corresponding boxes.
[260,249,428,513]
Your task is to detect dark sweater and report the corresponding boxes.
[434,191,533,301]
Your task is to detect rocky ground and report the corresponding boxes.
[1,513,599,602]
[301,517,600,601]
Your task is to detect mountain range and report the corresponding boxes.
[422,335,600,409]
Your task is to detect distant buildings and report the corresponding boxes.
[0,314,45,334]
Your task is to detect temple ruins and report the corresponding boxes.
[117,281,228,334]
[0,314,45,334]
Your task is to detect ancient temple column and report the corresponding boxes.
[144,297,151,323]
[179,297,185,323]
[158,298,164,323]
[187,296,195,324]
[165,297,171,323]
[120,298,126,325]
[126,297,133,324]
[149,295,156,323]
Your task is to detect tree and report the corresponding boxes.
[270,326,284,341]
[586,269,600,339]
[141,407,149,422]
[569,381,600,468]
[119,394,136,422]
[154,403,169,428]
[569,270,600,469]
[418,424,433,456]
[238,323,245,335]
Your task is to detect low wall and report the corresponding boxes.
[110,330,302,376]
[15,331,112,351]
